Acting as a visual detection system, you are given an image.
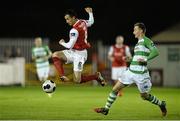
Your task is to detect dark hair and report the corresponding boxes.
[65,9,77,18]
[134,22,146,33]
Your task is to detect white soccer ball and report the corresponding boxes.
[42,80,56,93]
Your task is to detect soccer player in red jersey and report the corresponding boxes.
[108,35,132,96]
[52,7,106,86]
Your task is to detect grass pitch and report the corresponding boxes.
[0,85,180,120]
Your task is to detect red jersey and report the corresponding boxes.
[72,20,91,50]
[111,45,128,67]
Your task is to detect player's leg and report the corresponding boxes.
[80,72,106,86]
[36,68,45,82]
[72,64,106,86]
[52,51,66,76]
[105,81,126,109]
[117,67,127,96]
[43,66,50,81]
[111,67,117,85]
[111,68,120,95]
[114,80,123,96]
[72,52,106,86]
[140,92,167,116]
[52,50,70,81]
[113,67,127,96]
[73,71,106,86]
[73,71,81,83]
[94,69,133,115]
[94,81,126,115]
[136,73,167,116]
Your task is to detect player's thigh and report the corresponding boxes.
[36,68,45,80]
[73,71,81,83]
[62,50,75,64]
[73,55,86,72]
[52,50,67,61]
[43,66,50,78]
[135,73,152,93]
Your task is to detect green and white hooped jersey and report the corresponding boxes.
[32,46,50,68]
[129,36,156,74]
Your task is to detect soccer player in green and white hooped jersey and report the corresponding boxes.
[94,22,167,116]
[32,37,52,82]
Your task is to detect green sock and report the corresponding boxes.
[105,91,118,109]
[147,94,162,106]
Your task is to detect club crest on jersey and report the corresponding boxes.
[71,33,76,36]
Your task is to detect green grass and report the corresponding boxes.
[0,85,180,120]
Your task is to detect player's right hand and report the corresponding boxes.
[59,39,65,45]
[85,7,93,13]
[110,57,114,62]
[124,56,131,62]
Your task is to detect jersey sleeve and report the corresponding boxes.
[31,47,35,56]
[144,38,159,61]
[108,46,113,56]
[60,28,79,49]
[85,12,94,27]
[44,46,52,55]
[45,46,50,51]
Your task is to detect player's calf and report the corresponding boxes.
[142,93,167,116]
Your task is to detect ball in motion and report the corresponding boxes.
[42,80,56,93]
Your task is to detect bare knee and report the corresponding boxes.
[112,81,126,92]
[52,51,66,60]
[52,51,60,58]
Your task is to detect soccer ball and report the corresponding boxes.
[42,80,56,93]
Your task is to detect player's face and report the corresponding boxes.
[64,14,76,26]
[116,36,124,45]
[35,38,42,47]
[133,26,143,38]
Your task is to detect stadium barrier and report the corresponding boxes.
[0,57,25,86]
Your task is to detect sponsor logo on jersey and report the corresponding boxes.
[71,33,76,36]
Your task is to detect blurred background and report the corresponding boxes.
[0,0,180,87]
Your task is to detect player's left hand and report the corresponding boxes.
[85,7,93,13]
[124,56,131,62]
[59,39,65,45]
[137,58,147,62]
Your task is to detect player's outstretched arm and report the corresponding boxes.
[145,39,159,61]
[85,7,94,27]
[59,29,79,49]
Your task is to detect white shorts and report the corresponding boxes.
[63,49,87,71]
[119,69,152,93]
[111,67,127,80]
[37,66,49,81]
